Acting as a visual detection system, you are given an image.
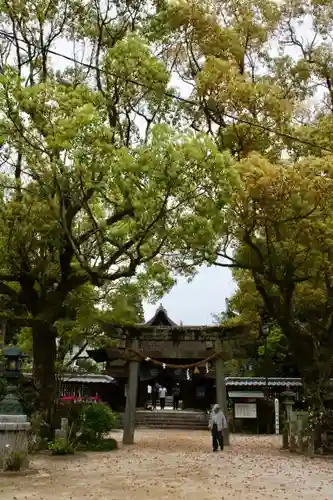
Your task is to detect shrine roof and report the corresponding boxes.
[99,304,249,342]
[144,304,178,327]
[99,321,248,342]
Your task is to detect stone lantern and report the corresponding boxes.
[3,346,24,379]
[0,345,30,468]
[282,388,296,419]
[0,346,26,415]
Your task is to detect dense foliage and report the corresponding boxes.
[2,0,333,432]
[216,157,333,408]
[150,0,333,409]
[0,0,235,422]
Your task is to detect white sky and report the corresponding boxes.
[143,266,235,325]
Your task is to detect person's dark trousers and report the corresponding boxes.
[160,397,165,409]
[152,393,157,408]
[173,396,179,410]
[212,423,224,451]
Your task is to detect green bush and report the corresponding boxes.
[48,437,75,455]
[80,403,117,444]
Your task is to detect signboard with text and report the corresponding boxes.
[234,403,257,419]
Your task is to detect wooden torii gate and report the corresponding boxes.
[100,320,249,446]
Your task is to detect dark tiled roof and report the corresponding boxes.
[24,373,115,383]
[225,377,302,387]
[144,304,178,327]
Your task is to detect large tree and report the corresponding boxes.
[215,154,333,411]
[152,1,333,402]
[0,0,235,422]
[17,280,145,373]
[225,271,300,378]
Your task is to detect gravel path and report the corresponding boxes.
[1,430,333,500]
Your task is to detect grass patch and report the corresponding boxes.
[78,438,118,452]
[48,437,75,455]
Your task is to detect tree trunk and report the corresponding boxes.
[32,325,57,431]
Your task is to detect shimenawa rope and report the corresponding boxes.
[114,347,222,370]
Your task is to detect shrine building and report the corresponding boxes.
[88,304,248,412]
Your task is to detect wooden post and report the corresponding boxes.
[274,398,280,435]
[122,338,140,445]
[215,338,230,445]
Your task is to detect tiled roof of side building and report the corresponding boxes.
[225,377,303,387]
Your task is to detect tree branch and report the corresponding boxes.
[0,282,19,298]
[64,341,89,368]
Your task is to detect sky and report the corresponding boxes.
[143,266,236,325]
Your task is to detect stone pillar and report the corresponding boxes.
[282,389,296,451]
[122,338,140,445]
[55,418,69,439]
[215,338,229,445]
[307,431,315,456]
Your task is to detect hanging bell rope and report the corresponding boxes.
[125,347,223,369]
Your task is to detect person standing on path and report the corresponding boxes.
[208,404,227,452]
[152,381,160,409]
[172,382,181,410]
[147,384,152,409]
[159,385,167,410]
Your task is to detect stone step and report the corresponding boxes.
[135,417,207,423]
[117,410,208,430]
[135,416,207,422]
[119,422,208,430]
[136,418,208,426]
[146,398,183,408]
[136,423,207,429]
